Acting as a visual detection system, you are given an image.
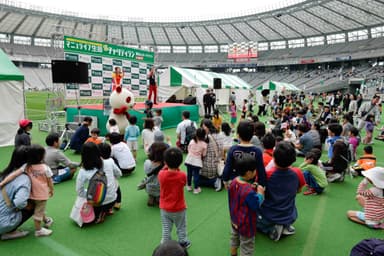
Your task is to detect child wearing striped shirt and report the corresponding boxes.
[347,167,384,229]
[228,154,265,256]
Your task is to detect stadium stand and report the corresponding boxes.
[1,0,384,93]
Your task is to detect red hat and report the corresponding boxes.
[19,119,32,128]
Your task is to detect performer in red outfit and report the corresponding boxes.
[112,67,124,91]
[148,67,157,104]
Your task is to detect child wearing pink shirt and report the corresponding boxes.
[349,127,360,161]
[230,100,237,129]
[0,145,54,237]
[184,128,207,194]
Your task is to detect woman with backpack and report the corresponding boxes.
[199,119,224,192]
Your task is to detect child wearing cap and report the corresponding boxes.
[15,119,33,148]
[347,167,384,229]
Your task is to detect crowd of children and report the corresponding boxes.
[2,91,384,255]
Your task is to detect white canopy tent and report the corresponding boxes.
[158,66,251,116]
[254,80,301,105]
[0,48,25,147]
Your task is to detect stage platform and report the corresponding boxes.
[65,102,199,135]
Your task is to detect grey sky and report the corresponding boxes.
[20,0,304,21]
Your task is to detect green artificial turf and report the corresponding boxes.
[0,92,383,255]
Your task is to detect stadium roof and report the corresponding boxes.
[0,0,384,46]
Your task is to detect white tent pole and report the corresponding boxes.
[23,80,26,118]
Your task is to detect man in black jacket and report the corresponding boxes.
[203,89,211,116]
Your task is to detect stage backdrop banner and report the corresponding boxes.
[63,36,155,99]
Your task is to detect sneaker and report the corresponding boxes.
[186,186,193,192]
[193,187,201,194]
[269,225,283,241]
[179,241,192,249]
[327,173,342,183]
[303,188,317,195]
[147,195,155,207]
[350,168,359,177]
[373,223,384,229]
[282,225,296,235]
[113,202,121,210]
[95,212,106,224]
[215,178,222,192]
[137,179,147,190]
[1,230,29,240]
[106,208,114,216]
[35,228,53,237]
[43,217,54,228]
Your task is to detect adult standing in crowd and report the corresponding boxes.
[200,119,224,191]
[257,94,268,116]
[342,93,351,113]
[356,94,364,110]
[229,91,236,105]
[176,111,196,152]
[210,89,216,114]
[148,67,157,105]
[203,89,211,117]
[357,95,381,131]
[348,94,358,117]
[44,133,78,184]
[14,119,32,148]
[0,146,34,240]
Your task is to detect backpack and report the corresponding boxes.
[86,169,107,206]
[339,137,353,163]
[184,121,196,146]
[350,239,384,256]
[334,138,354,178]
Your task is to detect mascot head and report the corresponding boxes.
[110,86,135,113]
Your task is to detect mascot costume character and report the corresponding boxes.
[106,85,135,134]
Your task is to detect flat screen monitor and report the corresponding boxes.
[51,60,89,84]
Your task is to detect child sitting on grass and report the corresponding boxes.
[299,148,328,195]
[351,145,376,176]
[257,141,305,242]
[98,143,122,212]
[347,167,384,229]
[228,154,265,256]
[85,128,102,145]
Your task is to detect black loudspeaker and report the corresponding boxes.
[213,78,222,89]
[51,60,89,84]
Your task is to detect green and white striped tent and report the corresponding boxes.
[0,48,25,146]
[158,66,251,114]
[254,80,300,105]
